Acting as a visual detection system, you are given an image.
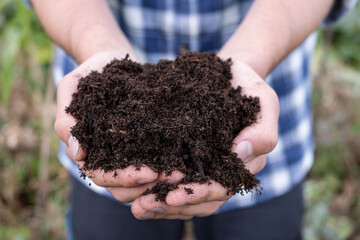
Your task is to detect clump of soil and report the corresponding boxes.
[66,52,261,201]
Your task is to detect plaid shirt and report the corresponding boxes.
[52,0,356,212]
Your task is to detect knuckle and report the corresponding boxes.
[253,155,267,174]
[130,205,143,218]
[262,83,280,114]
[251,156,267,174]
[258,157,267,172]
[266,133,278,152]
[259,131,278,154]
[266,84,279,105]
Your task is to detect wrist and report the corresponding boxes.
[70,29,137,64]
[62,0,136,64]
[218,50,275,79]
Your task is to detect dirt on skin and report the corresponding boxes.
[66,52,261,201]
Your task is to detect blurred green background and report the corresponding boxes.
[0,0,359,239]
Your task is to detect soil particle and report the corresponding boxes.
[66,52,261,201]
[142,182,178,201]
[184,187,194,195]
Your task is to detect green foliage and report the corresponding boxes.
[0,1,66,239]
[304,181,354,240]
[331,3,360,68]
[352,116,360,133]
[0,225,31,240]
[304,2,360,239]
[311,144,346,181]
[0,0,52,105]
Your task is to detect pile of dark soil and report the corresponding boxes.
[66,52,261,201]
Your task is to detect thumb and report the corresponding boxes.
[55,52,136,162]
[231,82,279,162]
[54,73,87,162]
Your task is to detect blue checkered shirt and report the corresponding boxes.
[52,0,356,212]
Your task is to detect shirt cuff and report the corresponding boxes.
[323,0,358,26]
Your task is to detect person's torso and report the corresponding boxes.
[55,0,317,211]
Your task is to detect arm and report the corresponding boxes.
[132,0,335,220]
[32,0,136,63]
[219,0,334,78]
[217,0,335,175]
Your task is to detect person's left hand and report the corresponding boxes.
[131,61,280,219]
[131,170,229,220]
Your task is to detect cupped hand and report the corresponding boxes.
[132,170,229,220]
[131,60,280,219]
[54,51,159,203]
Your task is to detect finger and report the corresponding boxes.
[66,145,159,187]
[55,53,116,161]
[230,63,279,162]
[244,154,267,175]
[132,197,193,220]
[132,197,157,220]
[135,195,223,218]
[108,182,157,203]
[158,170,185,184]
[55,74,86,162]
[154,201,223,218]
[80,165,158,188]
[132,202,193,220]
[65,142,87,163]
[165,181,228,206]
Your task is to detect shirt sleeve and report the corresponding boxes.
[323,0,358,26]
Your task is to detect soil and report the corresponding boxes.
[66,52,261,201]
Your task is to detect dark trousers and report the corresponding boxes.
[69,176,304,240]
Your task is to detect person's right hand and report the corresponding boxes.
[54,51,159,203]
[131,60,280,220]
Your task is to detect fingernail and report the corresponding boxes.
[137,179,154,184]
[150,207,164,213]
[235,141,253,162]
[141,211,155,219]
[68,136,79,159]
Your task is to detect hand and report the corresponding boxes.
[55,51,159,203]
[131,60,279,219]
[132,171,230,220]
